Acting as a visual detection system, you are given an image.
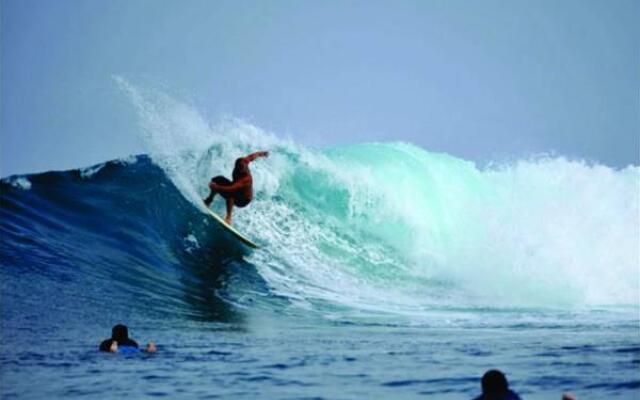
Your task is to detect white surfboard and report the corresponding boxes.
[203,207,260,249]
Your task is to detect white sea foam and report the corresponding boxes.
[79,164,105,179]
[115,155,139,165]
[183,234,200,254]
[8,177,32,190]
[117,77,640,315]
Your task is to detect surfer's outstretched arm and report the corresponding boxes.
[243,151,269,163]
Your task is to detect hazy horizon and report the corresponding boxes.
[2,0,639,177]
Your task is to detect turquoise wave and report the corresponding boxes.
[116,78,640,315]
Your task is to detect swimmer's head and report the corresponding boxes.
[481,369,509,395]
[111,324,129,342]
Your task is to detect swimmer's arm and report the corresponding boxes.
[99,339,114,352]
[243,151,269,163]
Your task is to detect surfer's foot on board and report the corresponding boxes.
[224,215,232,225]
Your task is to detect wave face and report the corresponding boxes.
[2,82,638,323]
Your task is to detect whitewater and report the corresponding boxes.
[117,77,638,312]
[1,80,638,399]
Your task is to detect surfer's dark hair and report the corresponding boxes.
[233,158,249,180]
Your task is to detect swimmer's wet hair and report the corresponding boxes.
[111,324,129,341]
[481,369,509,395]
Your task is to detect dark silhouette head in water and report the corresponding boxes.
[474,369,521,400]
[99,324,156,353]
[99,324,138,352]
[111,324,130,342]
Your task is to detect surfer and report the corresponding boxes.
[203,151,269,224]
[99,324,157,354]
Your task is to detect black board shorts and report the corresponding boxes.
[210,176,251,207]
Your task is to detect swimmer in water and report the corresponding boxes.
[203,151,269,225]
[99,324,156,354]
[473,370,521,400]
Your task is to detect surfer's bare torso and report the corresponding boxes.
[203,151,268,224]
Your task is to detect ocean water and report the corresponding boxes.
[1,82,639,399]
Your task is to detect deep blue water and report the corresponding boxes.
[1,155,638,399]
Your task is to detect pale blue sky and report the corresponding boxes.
[2,0,638,176]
